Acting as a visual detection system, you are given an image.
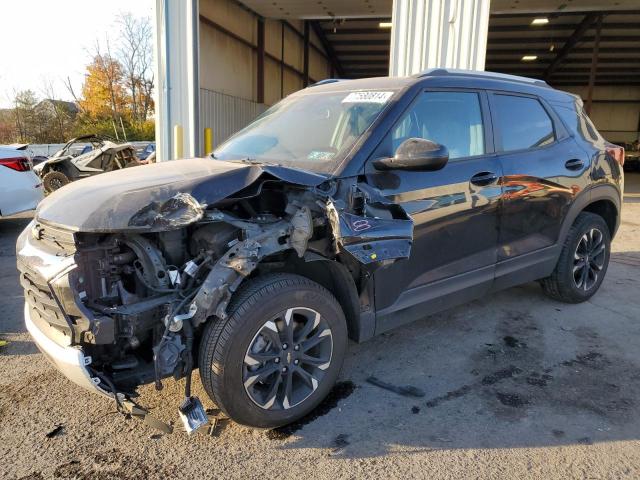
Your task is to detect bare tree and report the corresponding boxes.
[117,13,154,125]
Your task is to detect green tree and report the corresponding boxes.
[13,90,39,142]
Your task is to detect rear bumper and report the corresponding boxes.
[25,302,112,398]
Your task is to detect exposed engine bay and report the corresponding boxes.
[18,159,413,432]
[44,175,411,429]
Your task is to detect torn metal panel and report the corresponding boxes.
[325,186,413,266]
[128,193,204,229]
[35,158,328,233]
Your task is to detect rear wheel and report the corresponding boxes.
[198,273,348,428]
[541,212,611,303]
[42,171,70,193]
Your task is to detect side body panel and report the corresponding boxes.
[490,93,592,263]
[362,88,503,333]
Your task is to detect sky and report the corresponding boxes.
[0,0,154,108]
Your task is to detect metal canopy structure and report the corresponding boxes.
[155,0,640,161]
[487,10,640,87]
[238,0,640,86]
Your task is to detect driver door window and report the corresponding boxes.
[388,91,485,159]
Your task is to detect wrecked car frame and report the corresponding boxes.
[18,153,413,431]
[17,71,620,433]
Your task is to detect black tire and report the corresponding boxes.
[541,212,611,303]
[42,171,70,193]
[198,273,348,428]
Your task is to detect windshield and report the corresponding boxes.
[213,89,396,173]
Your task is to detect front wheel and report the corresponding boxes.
[198,273,348,428]
[541,212,611,303]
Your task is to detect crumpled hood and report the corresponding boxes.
[36,158,328,232]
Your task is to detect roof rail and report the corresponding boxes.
[417,68,550,88]
[310,78,346,87]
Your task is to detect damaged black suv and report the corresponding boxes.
[17,69,623,430]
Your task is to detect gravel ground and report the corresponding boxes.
[1,173,640,480]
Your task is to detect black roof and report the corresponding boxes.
[306,68,577,103]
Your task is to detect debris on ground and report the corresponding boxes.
[411,406,421,414]
[0,339,8,348]
[207,417,230,437]
[366,376,425,398]
[45,424,64,439]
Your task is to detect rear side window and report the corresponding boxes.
[492,94,555,152]
[553,102,600,143]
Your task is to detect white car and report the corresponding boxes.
[0,146,44,217]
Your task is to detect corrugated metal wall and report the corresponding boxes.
[199,88,267,149]
[389,0,490,76]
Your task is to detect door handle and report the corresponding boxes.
[470,171,498,186]
[565,159,584,171]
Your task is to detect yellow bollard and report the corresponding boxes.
[173,124,183,159]
[204,128,213,156]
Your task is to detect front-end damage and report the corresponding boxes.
[17,161,413,432]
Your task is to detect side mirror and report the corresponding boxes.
[373,138,449,171]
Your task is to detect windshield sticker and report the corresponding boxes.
[342,91,394,104]
[307,150,335,161]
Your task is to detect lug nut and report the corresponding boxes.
[282,367,288,373]
[294,345,300,351]
[274,358,280,363]
[294,359,299,365]
[282,343,288,350]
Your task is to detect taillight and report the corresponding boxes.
[0,156,31,172]
[606,144,625,166]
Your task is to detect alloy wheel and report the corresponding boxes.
[242,307,333,410]
[573,228,606,291]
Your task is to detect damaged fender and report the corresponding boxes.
[192,206,313,325]
[326,184,414,266]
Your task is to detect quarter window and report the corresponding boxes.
[492,94,555,152]
[388,91,485,160]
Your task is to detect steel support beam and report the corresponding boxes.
[389,0,490,76]
[154,0,200,161]
[257,18,265,104]
[586,15,603,115]
[303,21,310,87]
[280,21,285,98]
[310,21,345,78]
[544,13,599,80]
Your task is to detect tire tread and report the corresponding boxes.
[541,211,610,303]
[198,273,343,421]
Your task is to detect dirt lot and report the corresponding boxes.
[1,174,640,480]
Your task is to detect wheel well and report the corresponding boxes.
[258,254,362,341]
[582,199,617,236]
